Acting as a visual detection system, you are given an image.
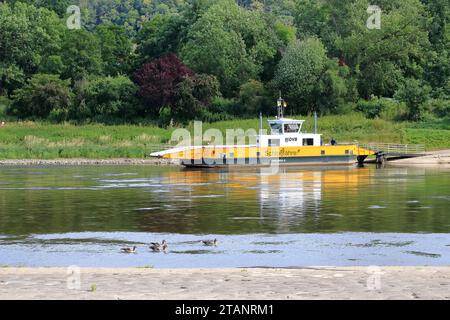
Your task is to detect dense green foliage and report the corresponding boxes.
[0,0,448,126]
[72,75,138,121]
[274,37,352,114]
[9,74,73,120]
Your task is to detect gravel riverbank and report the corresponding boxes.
[0,158,177,166]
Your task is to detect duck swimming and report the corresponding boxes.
[121,246,137,254]
[202,239,218,246]
[150,240,168,252]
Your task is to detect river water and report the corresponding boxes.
[0,165,449,267]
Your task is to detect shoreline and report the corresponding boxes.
[0,150,449,167]
[387,149,450,167]
[1,267,450,300]
[0,158,178,166]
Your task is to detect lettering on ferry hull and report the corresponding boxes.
[266,148,300,157]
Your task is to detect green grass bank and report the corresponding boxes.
[0,114,449,159]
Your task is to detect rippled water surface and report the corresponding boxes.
[0,165,449,267]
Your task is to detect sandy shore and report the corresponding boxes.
[389,149,450,167]
[1,267,450,300]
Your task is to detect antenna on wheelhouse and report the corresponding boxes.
[259,112,263,135]
[276,92,288,119]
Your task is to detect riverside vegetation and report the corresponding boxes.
[0,115,449,159]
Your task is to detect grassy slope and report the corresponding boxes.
[0,114,449,159]
[0,122,172,159]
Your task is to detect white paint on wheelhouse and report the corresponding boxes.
[257,118,322,148]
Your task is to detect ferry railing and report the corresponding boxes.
[359,143,426,155]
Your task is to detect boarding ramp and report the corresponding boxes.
[360,143,426,163]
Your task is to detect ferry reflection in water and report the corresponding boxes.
[140,166,373,234]
[258,168,371,232]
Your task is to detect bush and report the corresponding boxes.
[158,106,172,127]
[356,96,407,120]
[48,107,69,122]
[379,100,408,121]
[172,74,221,122]
[239,80,270,115]
[356,97,384,119]
[0,96,11,117]
[334,102,356,115]
[72,75,138,121]
[199,109,234,122]
[8,74,72,120]
[210,97,238,117]
[423,98,450,118]
[394,79,431,121]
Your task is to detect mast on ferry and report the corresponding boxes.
[276,93,288,119]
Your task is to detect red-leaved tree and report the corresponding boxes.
[133,53,194,115]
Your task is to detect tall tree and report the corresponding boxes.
[422,0,449,98]
[133,53,194,115]
[181,0,284,96]
[0,2,65,95]
[60,29,103,81]
[96,24,134,76]
[294,0,430,99]
[335,0,429,98]
[136,13,185,64]
[274,38,350,114]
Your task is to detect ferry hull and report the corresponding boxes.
[151,144,374,169]
[181,155,358,168]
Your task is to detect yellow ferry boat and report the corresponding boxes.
[151,98,375,168]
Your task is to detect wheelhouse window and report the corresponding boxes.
[269,139,280,147]
[284,123,300,133]
[303,138,314,146]
[270,123,282,134]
